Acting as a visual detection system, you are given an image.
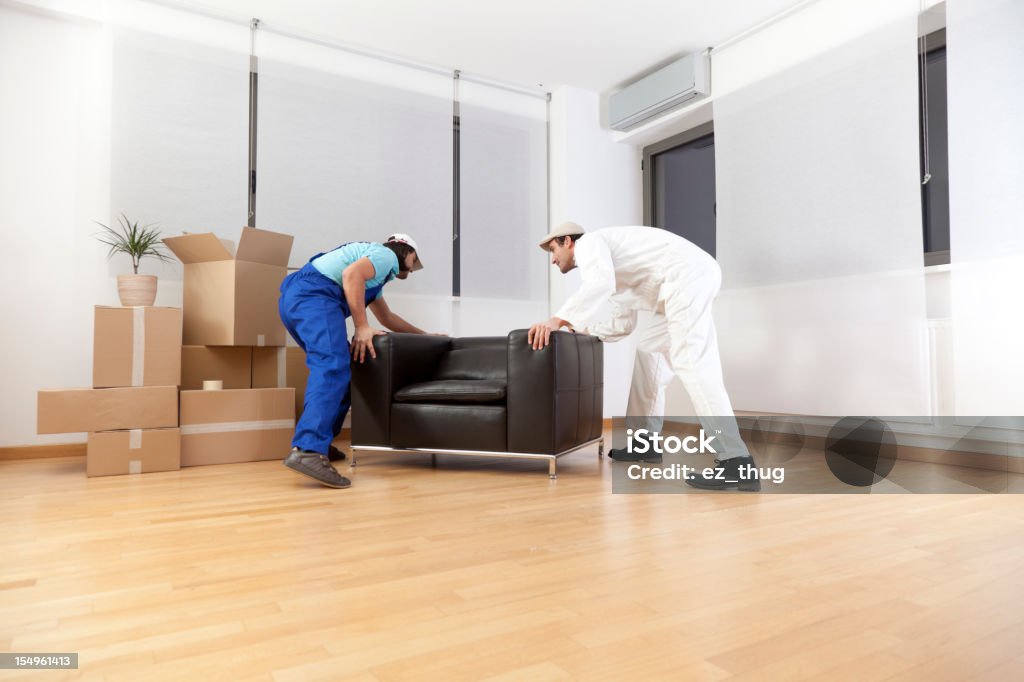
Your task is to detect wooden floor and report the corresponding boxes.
[3,435,1024,681]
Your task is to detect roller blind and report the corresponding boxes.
[458,81,548,305]
[713,0,923,287]
[254,30,453,297]
[710,0,929,415]
[109,12,249,243]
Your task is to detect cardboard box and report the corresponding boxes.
[181,346,253,390]
[93,306,182,388]
[163,227,294,346]
[179,388,295,466]
[252,347,308,419]
[87,428,180,477]
[38,386,178,435]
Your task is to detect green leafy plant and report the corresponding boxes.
[95,213,173,275]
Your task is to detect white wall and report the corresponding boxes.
[0,3,216,448]
[0,5,114,448]
[548,86,643,420]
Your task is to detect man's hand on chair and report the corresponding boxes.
[351,325,386,363]
[527,317,570,350]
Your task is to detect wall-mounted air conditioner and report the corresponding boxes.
[607,51,710,131]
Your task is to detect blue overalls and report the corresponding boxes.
[278,251,386,455]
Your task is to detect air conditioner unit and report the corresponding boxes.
[607,52,710,131]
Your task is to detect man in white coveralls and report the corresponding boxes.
[526,222,760,491]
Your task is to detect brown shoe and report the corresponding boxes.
[284,449,351,489]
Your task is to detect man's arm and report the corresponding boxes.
[586,303,637,342]
[368,296,427,334]
[341,257,385,362]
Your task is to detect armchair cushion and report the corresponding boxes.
[435,338,508,381]
[394,379,506,404]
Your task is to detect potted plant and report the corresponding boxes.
[95,213,173,307]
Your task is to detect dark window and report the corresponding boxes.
[920,30,950,265]
[643,121,717,258]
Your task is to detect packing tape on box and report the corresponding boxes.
[203,380,223,391]
[128,460,142,474]
[277,347,287,388]
[128,429,142,449]
[180,419,295,436]
[132,307,145,386]
[257,334,265,347]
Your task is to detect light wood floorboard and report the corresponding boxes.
[2,433,1024,680]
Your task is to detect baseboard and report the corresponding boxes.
[1,428,353,462]
[0,442,86,461]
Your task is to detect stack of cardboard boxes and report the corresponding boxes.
[164,226,307,467]
[37,306,183,476]
[35,226,310,476]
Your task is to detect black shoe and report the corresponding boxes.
[328,445,348,462]
[608,447,662,463]
[685,456,762,491]
[284,449,352,489]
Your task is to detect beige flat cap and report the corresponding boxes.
[538,221,585,251]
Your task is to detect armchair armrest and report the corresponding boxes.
[351,333,451,445]
[506,329,604,454]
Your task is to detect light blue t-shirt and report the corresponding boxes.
[311,242,399,295]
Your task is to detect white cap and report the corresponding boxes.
[385,233,424,271]
[538,221,585,251]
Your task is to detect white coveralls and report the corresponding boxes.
[554,226,749,459]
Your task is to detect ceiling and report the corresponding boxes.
[183,0,805,93]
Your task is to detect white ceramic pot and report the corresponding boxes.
[117,274,157,307]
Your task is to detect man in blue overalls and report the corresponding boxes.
[279,234,429,489]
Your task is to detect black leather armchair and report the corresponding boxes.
[350,330,604,477]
